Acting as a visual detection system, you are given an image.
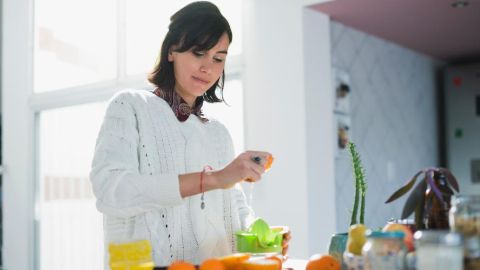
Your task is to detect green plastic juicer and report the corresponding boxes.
[235,218,284,254]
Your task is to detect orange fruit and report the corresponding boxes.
[219,253,251,270]
[168,261,196,270]
[306,254,340,270]
[200,259,225,270]
[382,223,414,251]
[264,155,274,171]
[242,259,279,270]
[264,255,282,270]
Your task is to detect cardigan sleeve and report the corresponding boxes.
[233,184,255,229]
[90,92,183,218]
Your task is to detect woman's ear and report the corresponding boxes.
[168,46,177,62]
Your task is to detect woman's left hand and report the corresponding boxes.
[271,226,291,259]
[281,228,291,258]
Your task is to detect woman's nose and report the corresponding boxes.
[200,60,213,74]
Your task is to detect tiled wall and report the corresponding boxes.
[331,21,443,231]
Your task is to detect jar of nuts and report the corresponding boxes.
[449,195,480,236]
[449,195,480,270]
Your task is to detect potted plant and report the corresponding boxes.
[385,167,459,230]
[348,142,367,226]
[328,142,367,268]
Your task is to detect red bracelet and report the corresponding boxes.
[200,165,213,210]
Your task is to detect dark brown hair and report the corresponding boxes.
[148,1,232,106]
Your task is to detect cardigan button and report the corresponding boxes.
[162,214,165,218]
[165,224,168,228]
[168,234,171,238]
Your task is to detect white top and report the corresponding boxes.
[90,89,254,267]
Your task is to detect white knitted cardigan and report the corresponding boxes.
[90,89,254,267]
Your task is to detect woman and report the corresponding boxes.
[90,1,290,267]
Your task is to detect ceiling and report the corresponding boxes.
[310,0,480,64]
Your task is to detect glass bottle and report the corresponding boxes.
[414,230,463,270]
[425,172,452,229]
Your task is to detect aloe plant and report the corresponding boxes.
[385,167,459,229]
[348,142,367,225]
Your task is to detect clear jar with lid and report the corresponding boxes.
[449,194,480,236]
[414,230,463,270]
[464,235,480,270]
[362,231,406,270]
[449,195,480,270]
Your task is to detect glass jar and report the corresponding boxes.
[449,195,480,270]
[362,231,406,270]
[414,230,463,270]
[464,235,480,270]
[449,195,480,236]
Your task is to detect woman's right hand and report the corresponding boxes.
[213,151,272,189]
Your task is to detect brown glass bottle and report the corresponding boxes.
[425,172,453,229]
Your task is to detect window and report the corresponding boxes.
[34,0,243,91]
[34,0,117,92]
[203,79,244,154]
[38,103,106,270]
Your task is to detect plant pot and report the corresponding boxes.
[328,233,348,270]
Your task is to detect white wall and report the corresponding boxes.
[445,64,480,195]
[303,8,336,255]
[2,0,35,269]
[330,21,443,230]
[243,0,335,258]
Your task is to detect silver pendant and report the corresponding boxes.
[201,201,205,209]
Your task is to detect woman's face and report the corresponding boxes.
[168,32,230,105]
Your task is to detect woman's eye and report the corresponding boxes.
[193,51,205,57]
[213,57,224,63]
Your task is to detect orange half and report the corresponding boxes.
[242,259,280,270]
[219,253,251,270]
